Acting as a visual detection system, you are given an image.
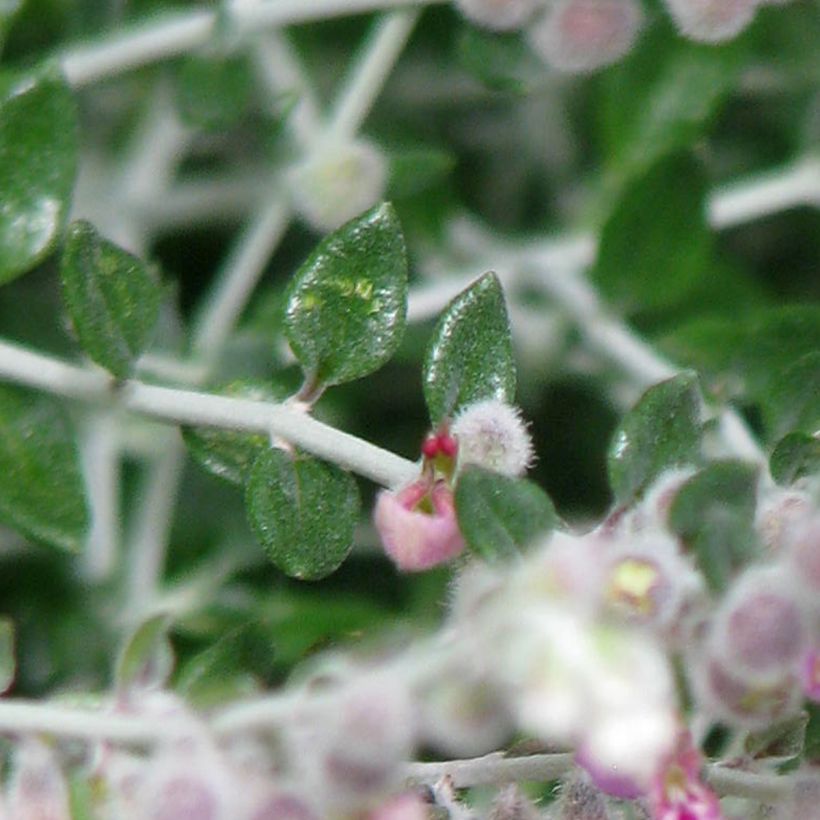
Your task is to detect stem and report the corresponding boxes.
[125,430,186,619]
[190,196,291,362]
[326,9,420,141]
[80,410,121,583]
[0,338,416,489]
[404,752,575,788]
[58,0,446,87]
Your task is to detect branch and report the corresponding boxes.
[58,0,446,87]
[0,338,417,489]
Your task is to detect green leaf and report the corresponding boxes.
[114,612,173,695]
[598,21,745,179]
[607,372,702,503]
[770,433,820,487]
[592,154,711,312]
[668,460,760,593]
[245,448,360,580]
[423,272,516,425]
[387,147,455,200]
[176,51,254,131]
[183,380,286,486]
[177,622,273,708]
[456,28,545,93]
[0,68,78,284]
[0,386,88,552]
[455,467,559,562]
[284,202,408,387]
[763,352,820,440]
[60,220,162,379]
[0,617,15,694]
[661,307,820,412]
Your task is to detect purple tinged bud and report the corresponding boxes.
[574,748,643,800]
[373,480,465,572]
[696,656,801,729]
[713,569,807,680]
[249,793,319,820]
[528,0,644,74]
[661,0,757,43]
[149,776,219,820]
[789,515,820,597]
[6,740,71,820]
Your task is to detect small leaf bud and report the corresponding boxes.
[661,0,757,43]
[288,139,387,233]
[451,399,534,477]
[555,774,612,820]
[373,479,465,571]
[455,0,543,31]
[487,785,541,820]
[527,0,644,74]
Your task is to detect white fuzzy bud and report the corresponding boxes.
[6,740,71,820]
[452,399,534,477]
[288,139,387,233]
[455,0,543,31]
[527,0,644,74]
[661,0,757,43]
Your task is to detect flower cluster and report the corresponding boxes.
[455,0,794,73]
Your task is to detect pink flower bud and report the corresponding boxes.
[574,747,643,800]
[368,792,429,820]
[248,792,319,820]
[712,569,807,681]
[373,480,465,571]
[646,730,722,820]
[455,0,543,31]
[528,0,644,74]
[661,0,757,43]
[6,740,71,820]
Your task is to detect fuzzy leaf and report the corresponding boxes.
[423,272,515,425]
[668,460,759,593]
[592,154,711,311]
[284,202,408,387]
[607,371,702,503]
[770,433,820,487]
[245,448,360,580]
[455,467,558,562]
[114,612,173,695]
[183,380,285,485]
[0,386,88,552]
[0,69,78,284]
[60,221,162,379]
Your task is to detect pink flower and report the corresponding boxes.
[799,648,820,702]
[368,792,429,820]
[646,731,723,820]
[373,480,465,572]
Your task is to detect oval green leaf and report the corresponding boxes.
[0,69,78,285]
[182,380,285,486]
[0,385,89,552]
[668,460,760,593]
[114,612,173,695]
[770,432,820,487]
[455,466,559,563]
[284,202,408,387]
[608,371,702,503]
[245,448,360,580]
[60,220,162,379]
[423,272,516,425]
